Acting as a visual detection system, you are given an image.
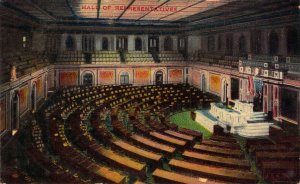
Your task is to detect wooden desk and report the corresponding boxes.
[210,135,236,143]
[182,150,250,169]
[162,121,178,130]
[256,151,299,161]
[152,169,225,184]
[164,130,195,141]
[132,121,151,134]
[49,121,126,184]
[88,163,126,184]
[261,160,300,170]
[178,128,202,141]
[112,139,162,163]
[249,144,288,153]
[202,140,240,149]
[169,159,257,183]
[150,132,187,147]
[193,144,243,157]
[260,160,300,183]
[131,134,176,154]
[133,180,145,184]
[245,139,272,149]
[90,143,146,174]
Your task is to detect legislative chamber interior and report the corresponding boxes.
[0,0,299,183]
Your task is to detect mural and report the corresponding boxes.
[0,97,6,132]
[169,69,183,83]
[59,71,78,87]
[135,68,150,84]
[209,74,221,94]
[36,77,43,100]
[19,86,29,114]
[99,70,115,84]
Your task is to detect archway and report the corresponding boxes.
[135,37,142,51]
[164,36,173,51]
[83,73,93,86]
[117,37,128,51]
[11,91,19,131]
[148,36,159,52]
[120,72,129,85]
[155,71,163,85]
[65,35,75,51]
[230,78,239,100]
[222,79,228,103]
[201,74,207,93]
[31,83,36,112]
[239,35,247,55]
[286,27,298,55]
[102,37,109,51]
[251,30,262,54]
[217,35,222,51]
[269,31,279,55]
[208,35,215,52]
[226,34,233,55]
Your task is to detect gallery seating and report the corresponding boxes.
[158,51,184,63]
[56,51,85,64]
[92,51,120,63]
[126,51,154,63]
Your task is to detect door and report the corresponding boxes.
[120,72,129,85]
[31,84,36,111]
[155,71,163,85]
[11,92,19,130]
[83,73,93,85]
[148,36,159,52]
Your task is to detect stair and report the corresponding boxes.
[237,122,273,137]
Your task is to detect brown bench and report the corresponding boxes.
[255,151,299,162]
[178,128,202,142]
[149,131,187,147]
[210,135,236,143]
[111,139,162,164]
[152,169,226,184]
[193,144,243,158]
[130,134,176,154]
[260,160,300,183]
[168,159,257,183]
[202,139,240,149]
[249,143,289,153]
[49,120,126,184]
[182,150,250,169]
[89,143,146,178]
[164,129,195,142]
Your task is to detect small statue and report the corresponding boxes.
[10,65,17,81]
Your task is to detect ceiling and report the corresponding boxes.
[1,0,235,22]
[1,0,299,29]
[71,0,233,21]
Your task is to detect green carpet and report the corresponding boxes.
[170,111,212,139]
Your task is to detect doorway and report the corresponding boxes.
[120,72,129,85]
[148,36,159,52]
[11,92,19,130]
[83,73,93,85]
[31,84,36,111]
[201,74,206,93]
[155,71,163,85]
[222,79,228,103]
